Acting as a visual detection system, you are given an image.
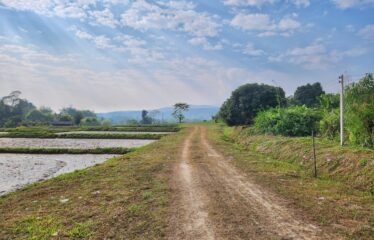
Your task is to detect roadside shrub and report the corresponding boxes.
[254,106,321,136]
[319,109,340,139]
[345,73,374,148]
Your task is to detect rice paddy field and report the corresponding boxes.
[0,154,117,195]
[0,138,155,149]
[55,131,173,135]
[0,124,179,196]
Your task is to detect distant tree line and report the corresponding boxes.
[216,73,374,148]
[0,91,102,127]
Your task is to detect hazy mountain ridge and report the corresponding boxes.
[97,105,219,123]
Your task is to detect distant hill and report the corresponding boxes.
[97,105,219,124]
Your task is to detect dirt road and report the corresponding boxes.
[168,126,333,240]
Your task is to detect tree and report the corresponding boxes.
[141,110,153,124]
[172,103,189,123]
[73,111,84,125]
[0,91,35,127]
[25,109,51,123]
[81,117,100,126]
[58,114,73,122]
[293,82,325,107]
[60,106,97,125]
[218,83,285,126]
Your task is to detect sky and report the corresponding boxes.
[0,0,373,112]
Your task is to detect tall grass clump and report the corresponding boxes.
[345,73,374,148]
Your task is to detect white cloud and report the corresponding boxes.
[0,0,126,23]
[329,47,367,61]
[230,13,302,36]
[73,29,94,40]
[223,0,310,7]
[120,0,220,37]
[269,43,366,69]
[188,37,223,50]
[0,42,292,111]
[115,34,146,48]
[278,16,301,30]
[89,8,118,28]
[231,13,274,31]
[243,43,265,56]
[358,24,374,41]
[223,0,277,7]
[332,0,374,8]
[93,35,114,49]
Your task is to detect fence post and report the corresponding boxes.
[312,130,317,178]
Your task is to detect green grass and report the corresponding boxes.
[0,127,186,239]
[206,124,374,239]
[1,125,180,139]
[83,126,180,132]
[1,132,166,139]
[54,133,165,139]
[0,147,133,154]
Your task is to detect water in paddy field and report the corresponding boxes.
[0,154,117,195]
[0,138,155,149]
[55,131,172,135]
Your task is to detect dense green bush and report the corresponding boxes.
[218,83,285,126]
[254,106,321,136]
[345,73,374,147]
[319,109,340,139]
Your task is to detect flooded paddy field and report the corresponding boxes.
[55,131,172,135]
[0,154,116,195]
[0,138,155,149]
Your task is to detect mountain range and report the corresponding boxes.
[97,105,219,124]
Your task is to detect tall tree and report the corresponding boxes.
[218,83,285,126]
[172,103,189,123]
[293,82,325,107]
[141,110,152,124]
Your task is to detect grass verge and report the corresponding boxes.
[206,123,374,239]
[0,127,186,239]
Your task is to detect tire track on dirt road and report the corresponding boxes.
[168,126,216,240]
[169,125,335,239]
[199,126,335,240]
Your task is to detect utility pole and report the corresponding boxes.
[339,74,344,146]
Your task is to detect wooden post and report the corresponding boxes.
[312,130,317,178]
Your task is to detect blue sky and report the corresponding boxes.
[0,0,373,111]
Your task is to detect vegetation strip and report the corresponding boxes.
[0,147,132,154]
[207,124,374,239]
[0,129,185,239]
[1,132,166,139]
